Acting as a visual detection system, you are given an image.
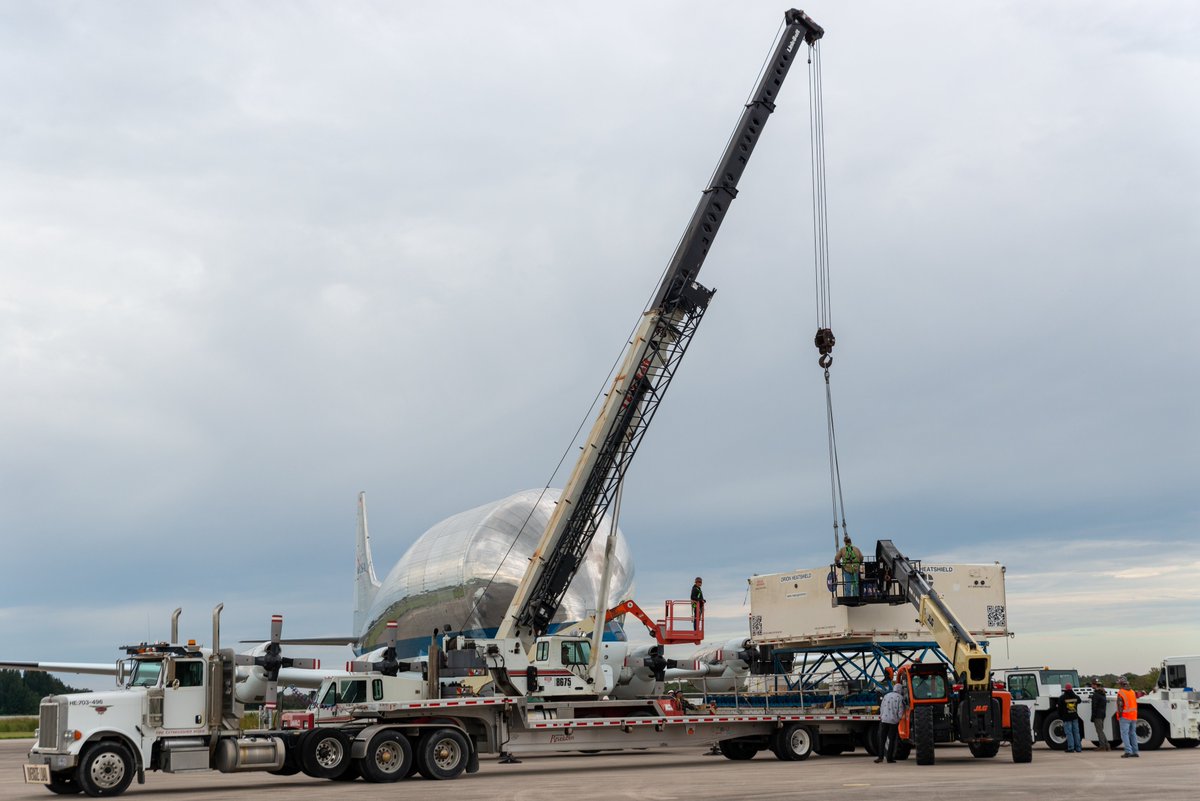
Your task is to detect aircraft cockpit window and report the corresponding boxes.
[126,660,163,688]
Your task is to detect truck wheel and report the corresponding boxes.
[300,729,351,779]
[1039,711,1067,750]
[894,741,911,761]
[331,761,360,781]
[360,729,413,783]
[76,742,134,798]
[417,728,470,780]
[1167,737,1199,749]
[771,724,816,761]
[1135,711,1165,750]
[718,739,758,760]
[269,733,303,776]
[45,772,81,795]
[1010,703,1033,763]
[913,706,936,766]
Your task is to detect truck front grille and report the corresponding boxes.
[38,700,61,750]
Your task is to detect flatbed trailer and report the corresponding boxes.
[297,693,879,769]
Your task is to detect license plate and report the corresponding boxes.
[23,763,51,784]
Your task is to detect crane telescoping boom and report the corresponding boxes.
[496,10,825,654]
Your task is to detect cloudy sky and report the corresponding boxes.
[1,1,1196,679]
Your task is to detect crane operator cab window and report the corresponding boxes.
[561,640,591,667]
[910,673,948,701]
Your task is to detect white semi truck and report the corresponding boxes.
[996,658,1200,750]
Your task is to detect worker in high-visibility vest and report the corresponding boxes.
[835,535,863,597]
[1116,677,1140,757]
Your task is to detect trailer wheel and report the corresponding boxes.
[45,771,81,795]
[76,742,134,798]
[1010,703,1033,763]
[300,729,351,779]
[1039,711,1067,750]
[771,723,816,761]
[1167,737,1199,749]
[912,706,936,766]
[1135,711,1165,750]
[417,728,470,780]
[861,723,880,757]
[717,739,758,760]
[360,729,413,783]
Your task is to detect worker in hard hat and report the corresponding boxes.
[690,577,705,629]
[835,535,863,597]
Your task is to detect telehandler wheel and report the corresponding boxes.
[912,706,936,766]
[300,729,351,779]
[360,729,413,783]
[1039,711,1067,750]
[1167,737,1199,749]
[770,724,816,761]
[45,771,81,795]
[76,742,135,798]
[1010,704,1033,763]
[416,728,470,780]
[718,739,759,760]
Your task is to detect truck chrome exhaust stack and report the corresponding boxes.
[212,603,224,653]
[171,608,182,644]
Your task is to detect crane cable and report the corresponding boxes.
[807,41,850,556]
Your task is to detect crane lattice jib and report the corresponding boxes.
[506,10,824,643]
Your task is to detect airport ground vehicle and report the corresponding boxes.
[998,658,1200,750]
[22,9,829,795]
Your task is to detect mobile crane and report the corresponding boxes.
[476,7,825,699]
[849,540,1033,764]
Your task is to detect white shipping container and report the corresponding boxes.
[748,563,1009,648]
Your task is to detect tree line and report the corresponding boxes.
[0,671,89,715]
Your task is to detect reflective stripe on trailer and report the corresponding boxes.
[525,713,875,729]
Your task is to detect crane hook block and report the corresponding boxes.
[814,327,836,355]
[818,353,833,369]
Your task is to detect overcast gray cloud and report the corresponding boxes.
[1,0,1197,676]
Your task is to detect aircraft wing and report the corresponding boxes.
[0,660,116,677]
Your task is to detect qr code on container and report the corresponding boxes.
[749,615,763,636]
[986,605,1006,628]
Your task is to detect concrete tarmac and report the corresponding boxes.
[2,739,1196,801]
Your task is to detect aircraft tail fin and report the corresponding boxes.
[353,491,381,636]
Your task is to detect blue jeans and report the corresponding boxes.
[1063,719,1082,752]
[1119,718,1139,755]
[842,569,859,596]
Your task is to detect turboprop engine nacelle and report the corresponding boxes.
[665,637,755,693]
